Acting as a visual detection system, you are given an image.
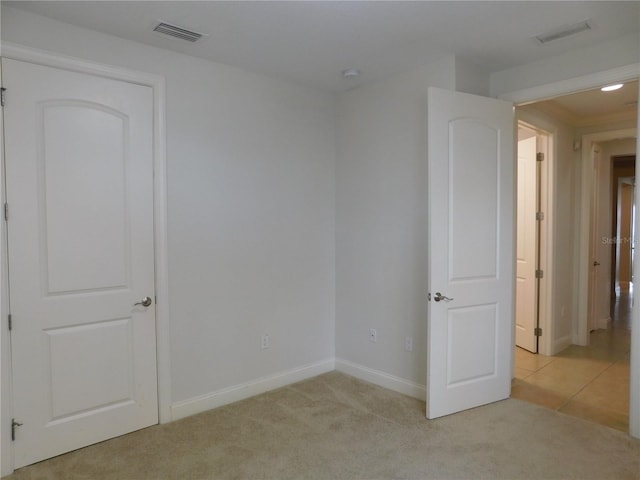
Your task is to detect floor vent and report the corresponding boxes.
[153,22,205,43]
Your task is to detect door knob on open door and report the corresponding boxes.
[134,296,152,307]
[593,261,600,266]
[433,292,454,302]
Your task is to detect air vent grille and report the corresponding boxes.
[534,20,591,45]
[153,22,204,43]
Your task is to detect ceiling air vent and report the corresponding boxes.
[534,20,592,45]
[153,22,205,43]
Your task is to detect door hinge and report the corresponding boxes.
[535,269,544,279]
[534,327,543,337]
[0,88,5,107]
[3,203,8,221]
[11,419,22,441]
[8,314,12,331]
[536,211,544,221]
[536,152,544,162]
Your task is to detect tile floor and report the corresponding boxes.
[512,290,631,432]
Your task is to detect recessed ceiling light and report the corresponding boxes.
[601,84,624,92]
[342,68,360,79]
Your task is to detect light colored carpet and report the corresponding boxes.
[7,371,640,479]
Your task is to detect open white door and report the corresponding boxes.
[515,135,538,353]
[588,143,602,332]
[427,87,514,419]
[3,58,158,467]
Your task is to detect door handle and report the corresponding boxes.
[134,297,152,307]
[433,292,454,302]
[593,261,600,266]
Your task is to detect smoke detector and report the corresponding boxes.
[342,68,361,79]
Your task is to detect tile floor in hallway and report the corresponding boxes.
[512,291,632,432]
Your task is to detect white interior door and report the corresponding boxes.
[588,144,602,332]
[3,58,158,468]
[427,87,514,419]
[515,135,538,352]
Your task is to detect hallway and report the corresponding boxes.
[512,291,632,432]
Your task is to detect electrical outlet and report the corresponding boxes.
[369,328,377,343]
[405,336,413,352]
[261,334,270,349]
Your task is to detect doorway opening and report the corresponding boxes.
[611,155,636,299]
[512,81,637,432]
[515,123,551,354]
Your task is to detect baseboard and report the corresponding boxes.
[552,335,572,355]
[335,358,425,401]
[596,316,612,330]
[170,358,335,421]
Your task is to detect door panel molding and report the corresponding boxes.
[0,43,170,475]
[427,87,514,419]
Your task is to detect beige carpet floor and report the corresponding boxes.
[6,371,640,480]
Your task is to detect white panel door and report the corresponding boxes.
[588,144,602,332]
[3,58,158,468]
[427,87,514,419]
[515,136,538,353]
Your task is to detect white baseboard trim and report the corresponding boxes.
[170,358,335,421]
[596,316,612,330]
[335,358,425,401]
[552,335,573,355]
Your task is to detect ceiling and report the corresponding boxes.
[4,1,640,93]
[535,80,638,123]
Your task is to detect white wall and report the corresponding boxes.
[490,33,640,98]
[455,58,490,97]
[1,6,336,409]
[334,58,455,393]
[601,138,637,162]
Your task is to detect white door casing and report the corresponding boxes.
[631,77,640,439]
[578,128,637,346]
[427,87,514,419]
[3,58,158,468]
[515,135,538,353]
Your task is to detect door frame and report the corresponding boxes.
[611,156,637,298]
[499,62,640,438]
[579,129,637,345]
[0,43,171,475]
